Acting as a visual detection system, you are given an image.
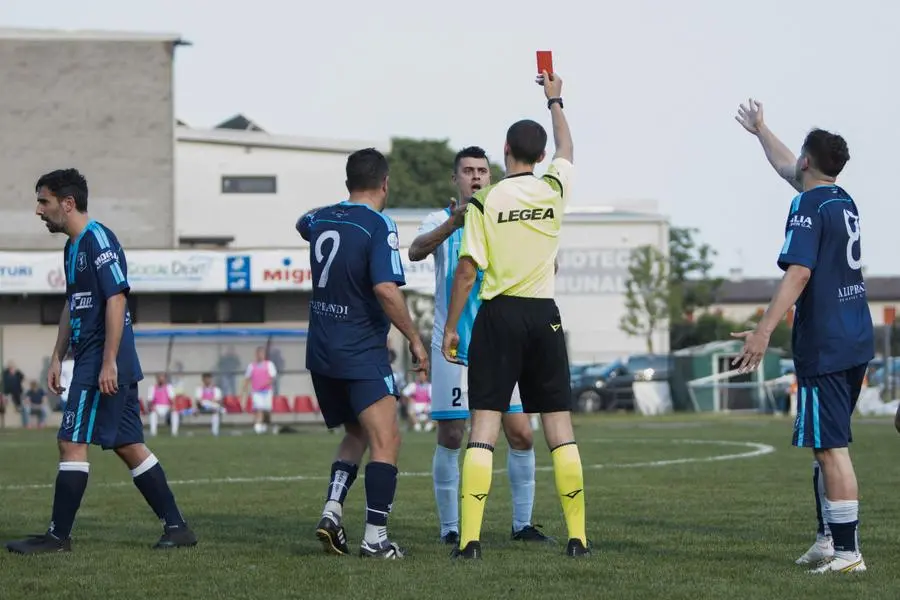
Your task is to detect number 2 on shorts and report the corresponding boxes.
[451,387,462,407]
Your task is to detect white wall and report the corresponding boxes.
[176,139,367,248]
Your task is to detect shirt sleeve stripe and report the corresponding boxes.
[542,174,564,196]
[90,224,110,249]
[469,198,484,213]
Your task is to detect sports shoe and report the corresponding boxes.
[511,524,554,543]
[451,540,482,560]
[440,531,460,545]
[152,524,198,549]
[566,538,592,557]
[316,513,349,556]
[6,533,71,555]
[359,539,405,559]
[809,553,866,574]
[795,536,834,566]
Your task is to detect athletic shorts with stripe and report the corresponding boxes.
[430,347,523,421]
[793,363,868,449]
[311,365,399,429]
[468,295,572,414]
[58,382,144,450]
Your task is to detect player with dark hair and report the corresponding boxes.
[441,72,591,559]
[6,168,196,554]
[734,100,873,574]
[409,146,548,545]
[298,148,429,559]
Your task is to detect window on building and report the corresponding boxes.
[170,294,265,324]
[221,176,277,194]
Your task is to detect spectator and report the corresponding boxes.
[25,380,47,429]
[3,361,24,415]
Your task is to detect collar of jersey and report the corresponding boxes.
[505,172,534,179]
[67,219,96,283]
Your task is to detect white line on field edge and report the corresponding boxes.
[0,439,775,492]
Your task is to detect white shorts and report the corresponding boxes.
[153,405,171,418]
[252,390,273,412]
[430,347,523,421]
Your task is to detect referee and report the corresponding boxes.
[441,70,590,559]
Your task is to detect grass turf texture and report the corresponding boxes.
[1,414,898,600]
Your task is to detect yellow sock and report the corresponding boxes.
[459,445,494,548]
[552,442,586,544]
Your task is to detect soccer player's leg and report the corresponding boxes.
[454,301,519,560]
[349,373,404,559]
[520,301,590,558]
[430,352,469,544]
[104,384,197,549]
[502,387,548,542]
[5,384,97,554]
[311,373,362,556]
[796,366,867,574]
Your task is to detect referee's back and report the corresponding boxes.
[461,155,572,300]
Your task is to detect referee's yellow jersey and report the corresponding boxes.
[459,157,573,300]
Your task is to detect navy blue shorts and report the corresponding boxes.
[793,364,868,450]
[311,371,398,429]
[58,382,144,450]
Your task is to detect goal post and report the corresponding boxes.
[686,367,788,413]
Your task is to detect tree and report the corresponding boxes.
[668,227,723,322]
[386,138,505,208]
[619,245,671,353]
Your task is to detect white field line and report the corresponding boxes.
[0,439,774,492]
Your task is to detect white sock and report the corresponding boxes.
[149,411,158,436]
[432,445,460,537]
[323,500,342,519]
[171,410,180,436]
[824,498,860,558]
[364,523,388,545]
[813,460,831,539]
[507,448,536,533]
[211,412,220,436]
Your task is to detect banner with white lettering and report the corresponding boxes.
[555,247,633,295]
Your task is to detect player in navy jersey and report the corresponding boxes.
[297,148,429,559]
[6,169,196,555]
[734,100,873,574]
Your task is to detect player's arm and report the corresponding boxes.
[409,216,457,262]
[539,71,573,163]
[102,294,127,367]
[52,302,72,363]
[444,256,478,351]
[735,99,802,192]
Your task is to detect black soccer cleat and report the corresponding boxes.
[451,540,482,560]
[511,524,555,543]
[316,513,350,556]
[152,523,198,549]
[6,533,72,555]
[440,531,460,545]
[566,537,592,557]
[359,539,405,559]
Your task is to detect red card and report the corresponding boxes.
[536,50,553,75]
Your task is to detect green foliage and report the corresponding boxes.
[386,137,505,208]
[668,227,723,322]
[619,245,671,354]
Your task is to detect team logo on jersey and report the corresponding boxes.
[788,214,812,229]
[70,292,93,312]
[94,250,117,268]
[387,231,400,250]
[76,252,87,272]
[497,207,555,224]
[63,411,76,430]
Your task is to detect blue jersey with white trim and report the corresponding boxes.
[297,201,406,379]
[777,185,874,377]
[63,220,143,386]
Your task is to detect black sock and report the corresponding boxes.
[365,462,398,527]
[48,462,90,539]
[131,455,186,528]
[325,460,358,507]
[812,462,826,536]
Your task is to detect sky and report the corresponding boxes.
[3,0,899,277]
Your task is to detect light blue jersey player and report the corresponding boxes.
[408,146,549,545]
[735,100,873,574]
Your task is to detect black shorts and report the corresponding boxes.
[467,295,571,414]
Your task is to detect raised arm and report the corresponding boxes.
[538,70,573,163]
[408,201,466,262]
[735,99,802,193]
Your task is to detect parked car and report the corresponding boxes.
[572,354,670,412]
